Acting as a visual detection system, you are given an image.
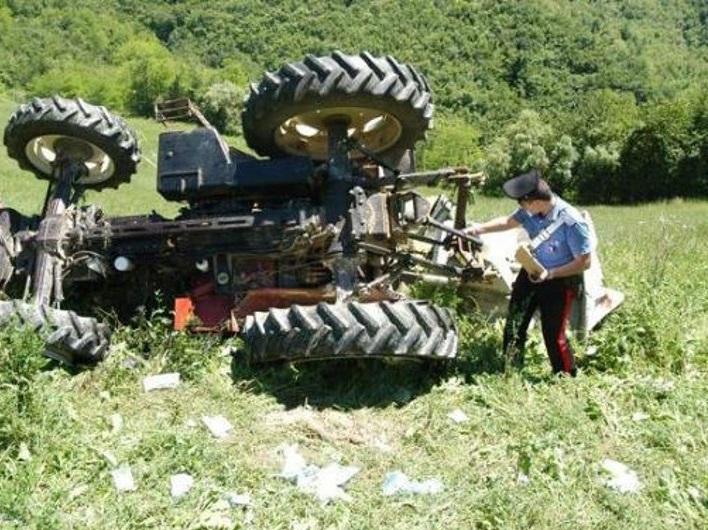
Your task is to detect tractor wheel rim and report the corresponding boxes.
[24,134,116,184]
[274,106,403,159]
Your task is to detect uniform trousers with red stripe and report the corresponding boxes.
[503,269,580,376]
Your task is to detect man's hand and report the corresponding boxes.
[466,223,483,237]
[530,268,553,283]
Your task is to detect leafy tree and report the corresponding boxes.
[197,81,246,136]
[28,64,126,110]
[116,38,179,116]
[575,145,622,203]
[618,95,703,202]
[417,113,484,171]
[482,110,552,194]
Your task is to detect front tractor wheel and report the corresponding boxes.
[3,95,140,191]
[242,300,458,363]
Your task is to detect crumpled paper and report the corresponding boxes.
[600,458,642,493]
[277,444,359,504]
[382,470,444,496]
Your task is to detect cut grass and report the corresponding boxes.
[1,335,706,529]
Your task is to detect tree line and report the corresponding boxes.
[0,0,706,203]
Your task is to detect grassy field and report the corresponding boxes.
[1,96,707,529]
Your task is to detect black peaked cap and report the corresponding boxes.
[502,169,541,199]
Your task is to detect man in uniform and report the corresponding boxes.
[467,169,592,376]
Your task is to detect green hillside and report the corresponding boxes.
[0,0,707,202]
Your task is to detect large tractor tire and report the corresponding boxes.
[242,300,457,363]
[3,95,140,190]
[242,51,433,161]
[0,300,111,365]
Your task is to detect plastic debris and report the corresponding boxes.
[111,465,136,492]
[600,458,642,493]
[110,413,124,433]
[223,492,252,507]
[18,442,31,462]
[278,444,308,481]
[170,473,194,499]
[382,470,444,496]
[276,444,359,504]
[687,486,702,502]
[447,409,469,423]
[142,372,181,392]
[202,415,233,438]
[631,412,650,422]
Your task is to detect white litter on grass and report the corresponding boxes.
[110,413,124,433]
[448,409,469,423]
[600,458,643,493]
[202,415,233,438]
[111,465,136,492]
[631,411,650,422]
[687,486,702,502]
[170,473,194,499]
[223,492,252,507]
[142,372,181,392]
[276,444,359,504]
[198,493,252,529]
[18,443,31,462]
[382,470,444,496]
[517,472,530,486]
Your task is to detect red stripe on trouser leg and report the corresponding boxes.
[556,287,575,373]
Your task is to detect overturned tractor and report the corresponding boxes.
[0,51,622,365]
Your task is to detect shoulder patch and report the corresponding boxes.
[560,209,582,226]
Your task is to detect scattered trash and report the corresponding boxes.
[111,465,136,492]
[382,470,444,496]
[517,472,530,486]
[170,473,194,499]
[600,458,642,493]
[631,411,650,422]
[202,415,233,439]
[199,493,252,528]
[18,442,31,462]
[447,409,468,423]
[110,413,124,433]
[142,372,181,392]
[687,486,702,502]
[223,492,252,507]
[276,444,359,504]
